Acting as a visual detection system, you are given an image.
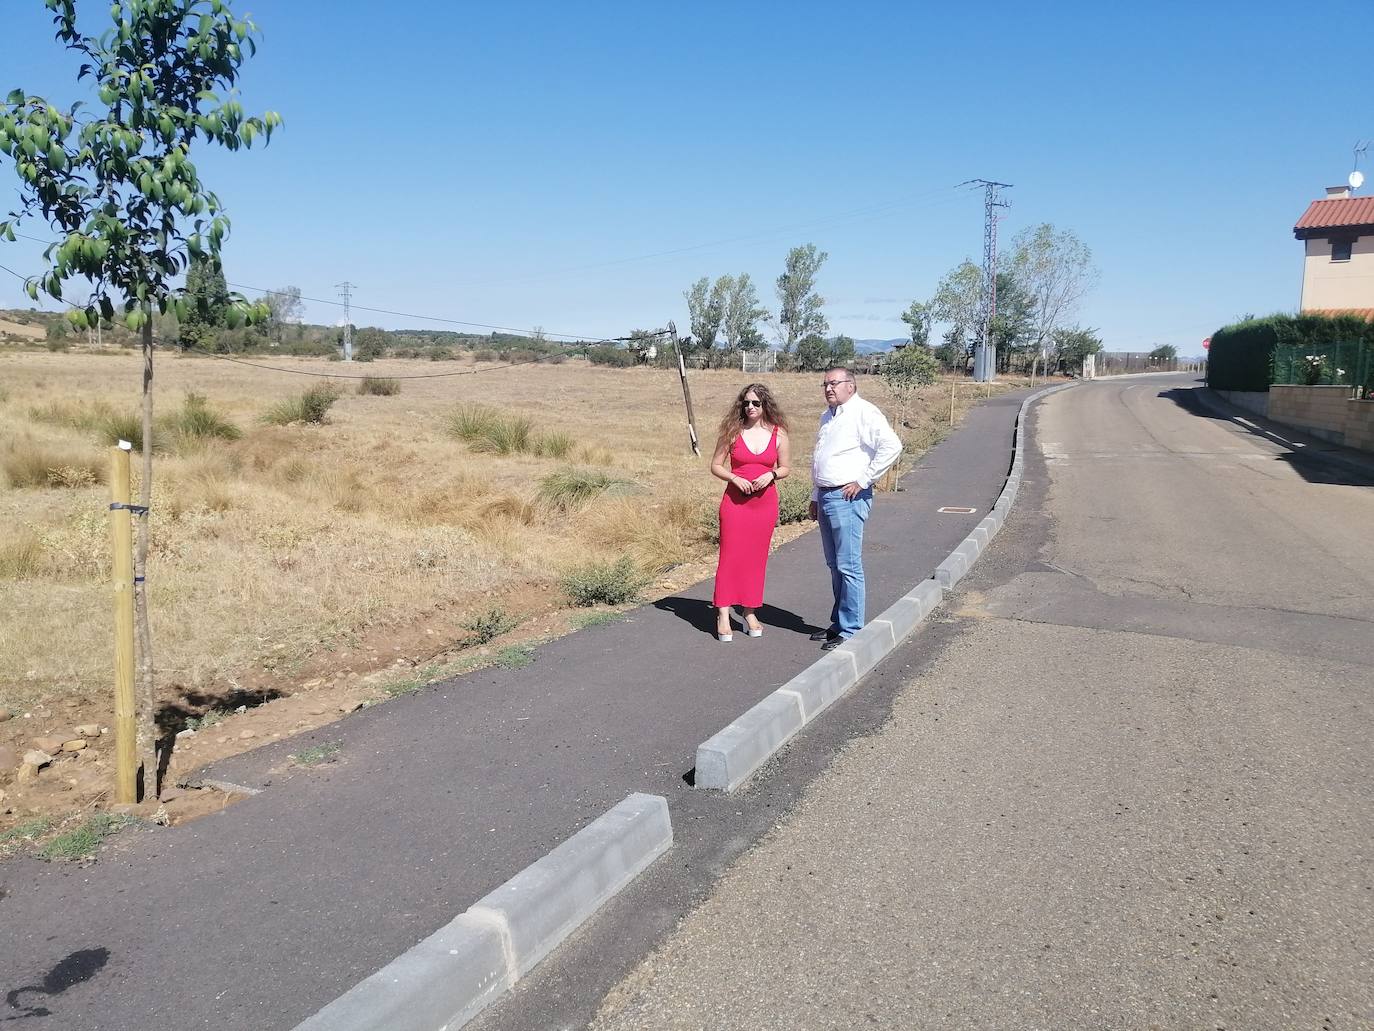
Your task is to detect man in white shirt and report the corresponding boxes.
[808,366,903,650]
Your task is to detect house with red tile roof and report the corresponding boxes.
[1293,186,1374,319]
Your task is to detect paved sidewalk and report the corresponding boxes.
[1,388,1034,1031]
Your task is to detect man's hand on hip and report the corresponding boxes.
[841,481,864,500]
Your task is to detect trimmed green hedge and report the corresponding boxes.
[1207,313,1374,392]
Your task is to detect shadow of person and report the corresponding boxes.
[652,596,820,637]
[5,947,110,1020]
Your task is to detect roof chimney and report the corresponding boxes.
[1325,185,1351,199]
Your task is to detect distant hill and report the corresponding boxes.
[853,338,907,354]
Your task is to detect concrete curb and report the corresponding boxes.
[292,792,672,1031]
[695,381,1074,793]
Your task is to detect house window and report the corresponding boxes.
[1331,239,1353,262]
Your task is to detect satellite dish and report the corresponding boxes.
[1351,170,1366,190]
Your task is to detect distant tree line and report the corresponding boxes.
[901,223,1102,375]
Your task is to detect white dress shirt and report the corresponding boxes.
[811,393,903,500]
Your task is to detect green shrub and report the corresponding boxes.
[428,347,456,361]
[586,345,634,368]
[538,468,619,510]
[472,349,496,362]
[461,606,520,645]
[171,392,242,443]
[561,555,651,606]
[263,384,341,425]
[448,404,533,454]
[533,432,574,459]
[96,410,151,451]
[777,476,812,525]
[357,376,401,396]
[1209,312,1374,392]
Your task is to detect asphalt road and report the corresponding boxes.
[588,375,1374,1031]
[1,385,1034,1031]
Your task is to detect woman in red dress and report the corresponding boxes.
[710,383,792,642]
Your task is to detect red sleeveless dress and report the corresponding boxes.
[712,426,780,608]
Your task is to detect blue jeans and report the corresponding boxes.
[818,486,872,638]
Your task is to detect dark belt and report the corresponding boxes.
[817,484,849,492]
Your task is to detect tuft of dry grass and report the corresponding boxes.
[358,376,401,397]
[0,534,44,579]
[1,436,107,489]
[537,468,621,511]
[0,350,1025,715]
[263,384,341,425]
[449,404,534,454]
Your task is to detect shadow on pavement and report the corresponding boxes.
[652,596,820,638]
[5,947,110,1021]
[1159,386,1374,489]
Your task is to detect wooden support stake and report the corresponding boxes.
[950,379,956,424]
[109,444,138,804]
[668,321,701,456]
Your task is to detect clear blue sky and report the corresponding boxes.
[2,0,1371,355]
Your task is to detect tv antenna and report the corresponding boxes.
[1351,141,1369,191]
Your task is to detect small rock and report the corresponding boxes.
[308,706,326,716]
[238,729,255,740]
[158,787,186,802]
[216,736,229,744]
[17,764,40,783]
[22,750,54,768]
[61,739,88,753]
[0,709,11,722]
[110,802,139,816]
[75,724,100,737]
[33,707,51,718]
[31,735,69,754]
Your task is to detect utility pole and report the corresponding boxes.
[667,321,701,456]
[960,180,1012,381]
[336,280,355,361]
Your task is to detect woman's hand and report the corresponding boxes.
[749,471,775,492]
[731,475,754,495]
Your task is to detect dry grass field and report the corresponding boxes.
[0,346,1023,831]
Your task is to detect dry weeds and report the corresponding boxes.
[0,350,1016,713]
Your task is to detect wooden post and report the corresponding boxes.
[949,379,956,424]
[668,321,701,456]
[109,443,138,804]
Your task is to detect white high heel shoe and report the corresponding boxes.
[734,611,763,638]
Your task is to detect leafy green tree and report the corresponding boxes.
[1149,343,1178,361]
[722,272,769,350]
[900,300,933,347]
[0,0,279,798]
[1004,224,1097,374]
[684,275,729,354]
[828,334,856,366]
[178,254,230,351]
[263,284,303,344]
[353,326,388,361]
[776,244,828,351]
[1052,326,1103,372]
[931,260,983,346]
[881,344,939,429]
[990,271,1036,371]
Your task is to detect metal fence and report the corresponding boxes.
[1272,340,1374,394]
[1094,352,1183,375]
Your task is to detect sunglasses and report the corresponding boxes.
[742,399,763,408]
[822,379,851,389]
